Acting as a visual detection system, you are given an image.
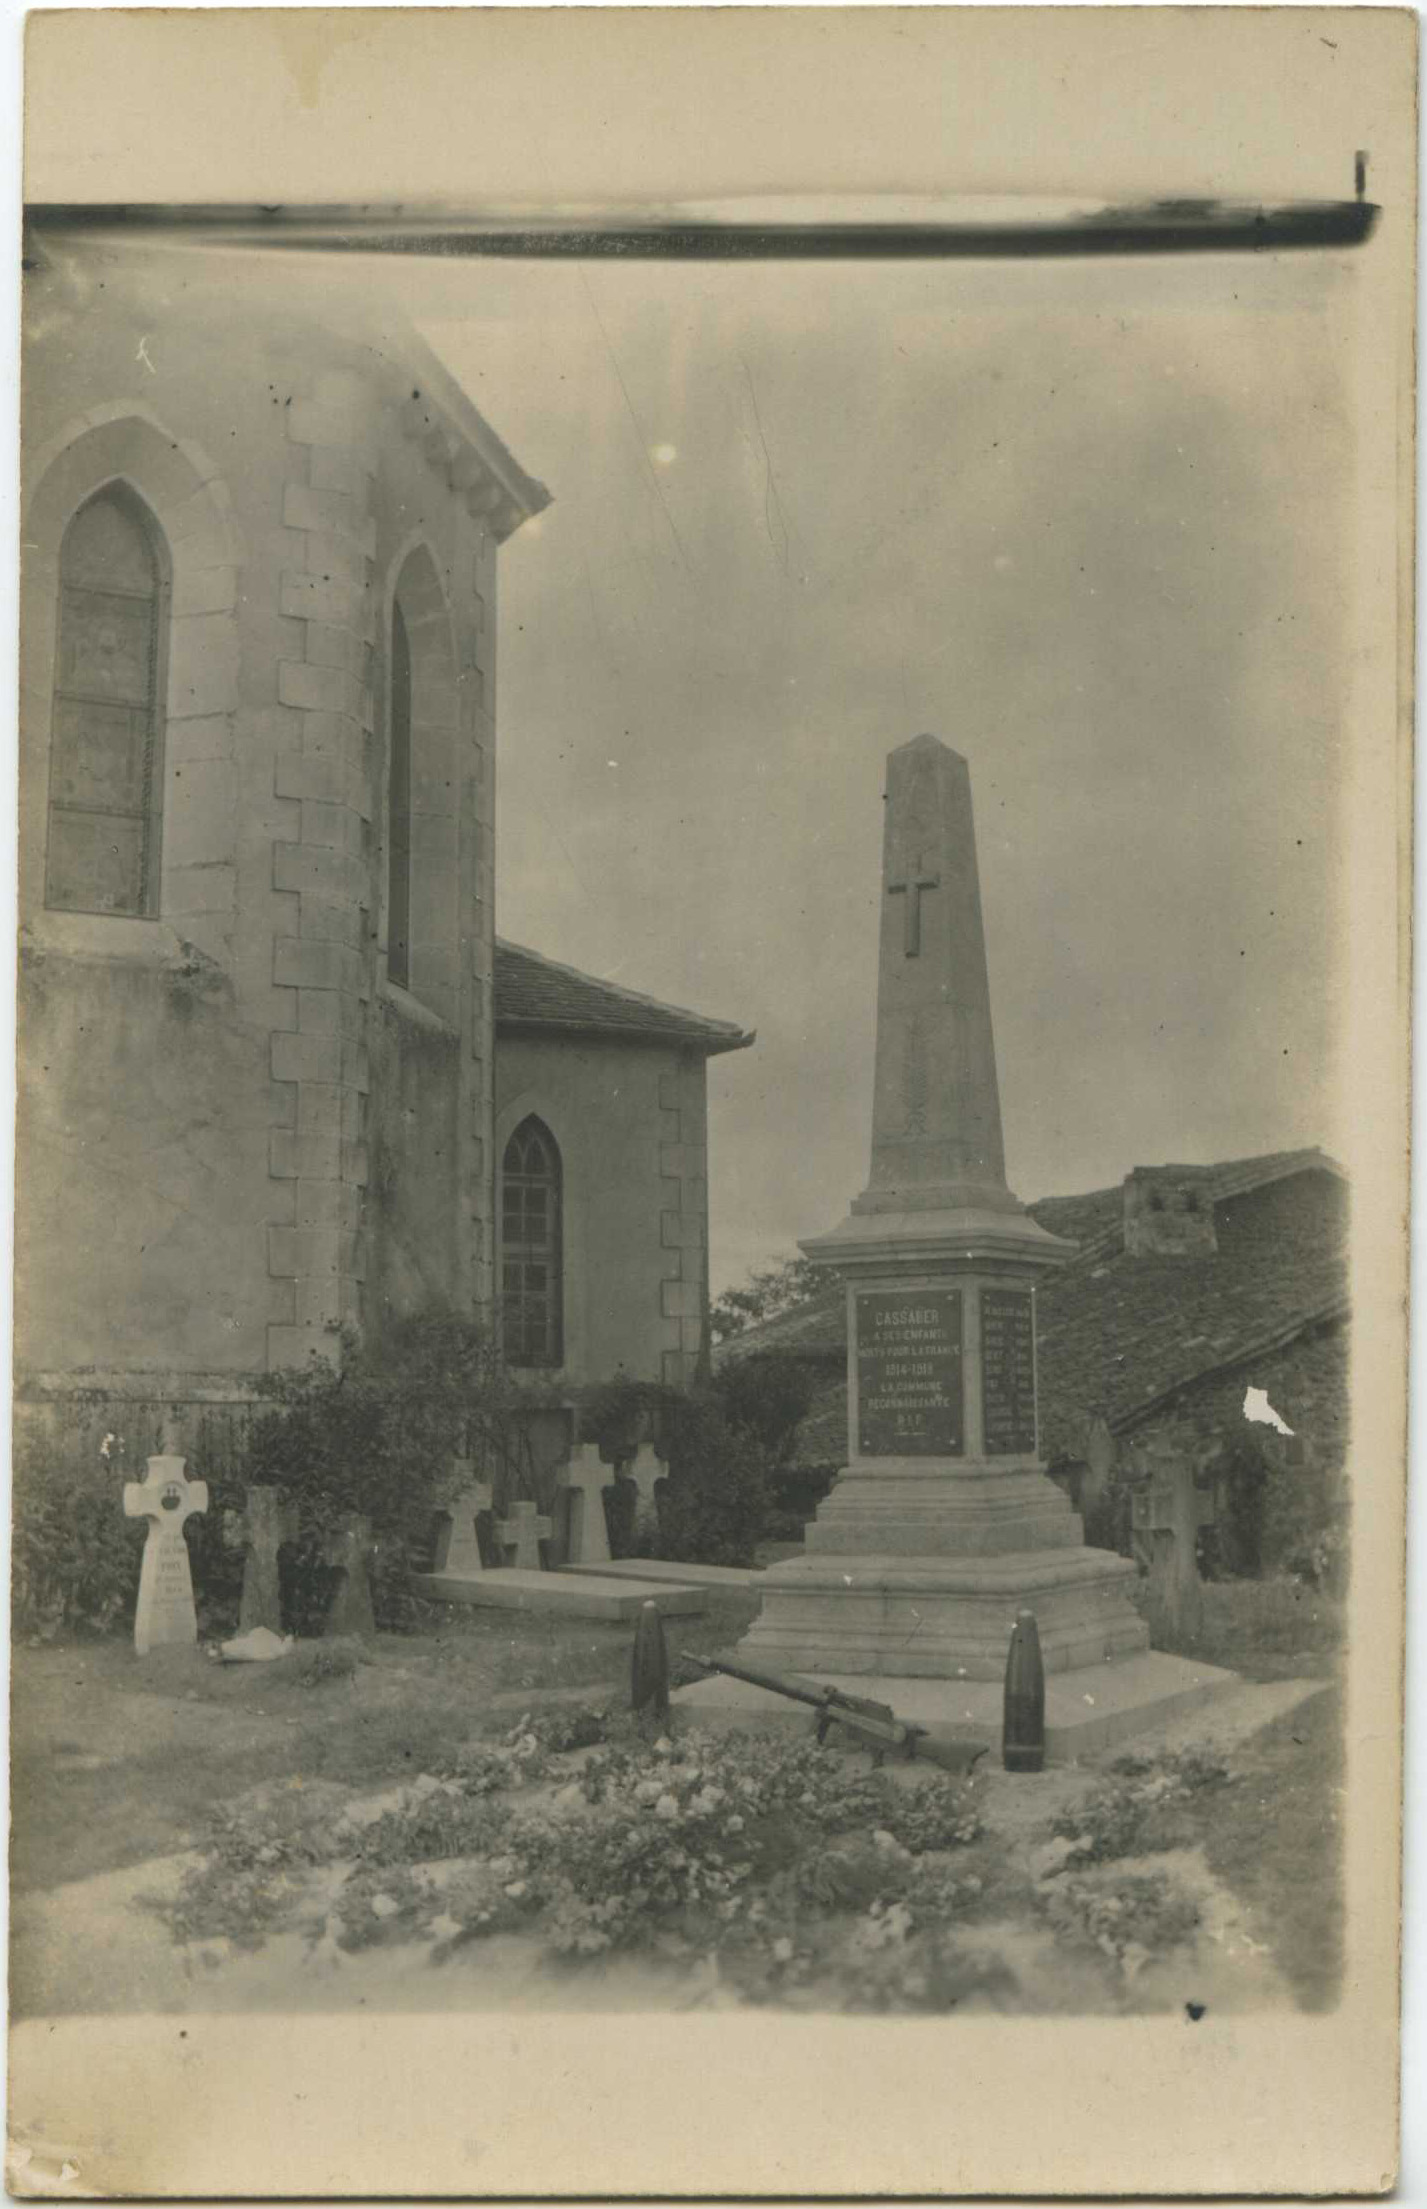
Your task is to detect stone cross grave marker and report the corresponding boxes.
[498,1499,552,1571]
[234,1486,300,1634]
[124,1454,209,1656]
[433,1465,494,1577]
[322,1513,377,1636]
[559,1445,612,1567]
[624,1444,665,1543]
[1132,1452,1216,1640]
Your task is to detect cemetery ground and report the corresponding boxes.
[10,1575,1344,2020]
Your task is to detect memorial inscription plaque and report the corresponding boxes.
[855,1288,963,1456]
[981,1287,1037,1455]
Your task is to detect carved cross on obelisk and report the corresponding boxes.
[857,735,1011,1214]
[887,857,940,957]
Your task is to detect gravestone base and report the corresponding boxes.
[676,1648,1235,1763]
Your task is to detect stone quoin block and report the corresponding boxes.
[298,800,366,857]
[269,1126,342,1182]
[273,841,366,905]
[295,1179,362,1234]
[304,621,370,678]
[274,748,359,811]
[659,1144,708,1182]
[298,988,365,1040]
[661,1210,704,1250]
[282,483,364,539]
[661,1279,702,1322]
[271,1031,343,1087]
[268,1225,343,1281]
[278,659,365,721]
[272,937,366,995]
[294,1275,344,1330]
[279,570,365,626]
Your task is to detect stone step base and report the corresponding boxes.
[410,1569,708,1620]
[736,1546,1147,1679]
[555,1558,765,1591]
[674,1650,1236,1763]
[804,1466,1084,1558]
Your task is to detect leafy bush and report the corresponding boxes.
[233,1314,524,1632]
[711,1356,816,1468]
[11,1430,145,1639]
[579,1379,768,1567]
[764,1463,837,1543]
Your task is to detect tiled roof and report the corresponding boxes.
[494,938,755,1056]
[719,1149,1348,1465]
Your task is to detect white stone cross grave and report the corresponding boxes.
[124,1454,209,1656]
[559,1445,611,1567]
[434,1466,495,1577]
[497,1499,552,1571]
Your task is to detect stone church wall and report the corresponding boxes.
[493,1034,711,1393]
[17,243,502,1438]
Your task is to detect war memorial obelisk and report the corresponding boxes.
[721,736,1230,1741]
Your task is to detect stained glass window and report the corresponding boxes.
[502,1117,563,1366]
[46,487,167,916]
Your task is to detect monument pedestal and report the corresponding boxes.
[724,736,1203,1735]
[734,1228,1150,1681]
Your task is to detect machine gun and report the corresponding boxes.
[681,1651,987,1775]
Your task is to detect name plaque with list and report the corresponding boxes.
[855,1288,964,1457]
[981,1287,1038,1456]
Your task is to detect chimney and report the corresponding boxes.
[1122,1168,1218,1257]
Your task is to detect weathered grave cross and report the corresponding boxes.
[1132,1452,1216,1639]
[322,1514,377,1637]
[124,1454,209,1656]
[236,1486,299,1634]
[887,857,940,957]
[498,1499,552,1571]
[433,1466,494,1577]
[624,1444,665,1543]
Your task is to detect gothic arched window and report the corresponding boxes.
[502,1117,563,1366]
[387,598,412,990]
[46,486,168,916]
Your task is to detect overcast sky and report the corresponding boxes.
[421,241,1356,1296]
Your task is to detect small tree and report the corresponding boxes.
[709,1255,838,1344]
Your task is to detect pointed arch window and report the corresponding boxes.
[502,1117,563,1367]
[46,486,169,916]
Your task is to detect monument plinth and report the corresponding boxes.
[736,735,1150,1681]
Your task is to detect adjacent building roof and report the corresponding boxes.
[494,938,755,1056]
[721,1147,1348,1465]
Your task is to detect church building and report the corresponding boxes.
[15,221,751,1462]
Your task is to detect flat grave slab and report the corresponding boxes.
[554,1558,764,1592]
[411,1568,709,1621]
[674,1649,1236,1762]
